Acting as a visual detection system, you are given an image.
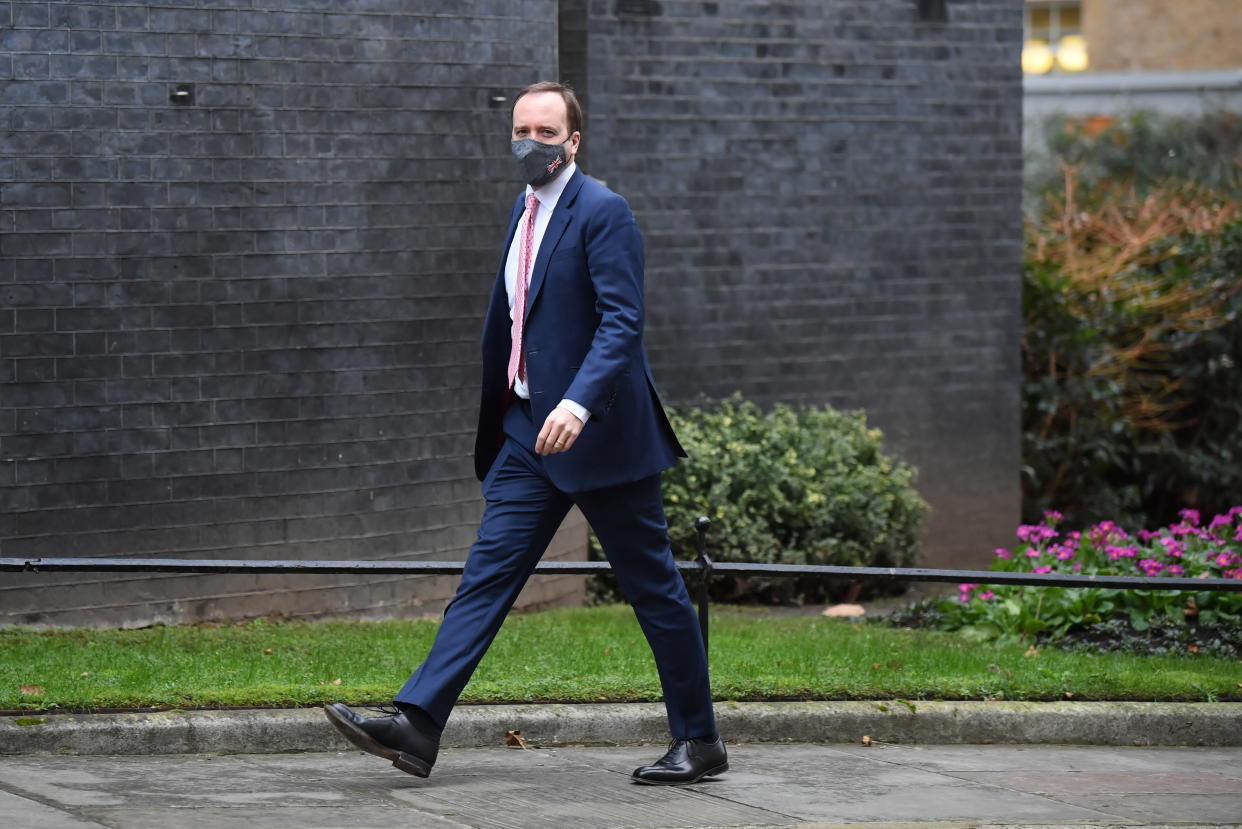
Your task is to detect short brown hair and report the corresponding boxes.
[512,81,583,136]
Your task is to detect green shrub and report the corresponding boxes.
[1023,193,1242,529]
[1025,110,1242,214]
[1021,110,1242,528]
[585,396,927,605]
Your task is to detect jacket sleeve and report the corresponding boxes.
[561,192,644,418]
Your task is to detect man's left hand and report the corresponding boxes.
[536,406,585,455]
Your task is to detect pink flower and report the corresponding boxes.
[1215,551,1240,568]
[1158,537,1184,557]
[1089,520,1129,546]
[1043,510,1064,525]
[1138,558,1164,576]
[1167,564,1184,575]
[1137,528,1156,541]
[977,590,996,601]
[1026,547,1043,558]
[1017,524,1057,543]
[1209,514,1232,531]
[1235,526,1242,542]
[1179,508,1200,526]
[993,547,1012,559]
[1033,565,1053,574]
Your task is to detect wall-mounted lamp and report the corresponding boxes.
[1056,35,1089,72]
[917,0,948,23]
[170,84,194,105]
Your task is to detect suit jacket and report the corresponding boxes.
[474,167,686,493]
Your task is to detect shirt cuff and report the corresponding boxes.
[557,398,591,424]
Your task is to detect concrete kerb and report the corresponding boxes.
[2,700,1240,756]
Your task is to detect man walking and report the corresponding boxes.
[325,82,726,786]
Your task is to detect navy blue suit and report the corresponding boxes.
[395,168,717,740]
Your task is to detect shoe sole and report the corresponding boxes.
[630,762,729,786]
[322,704,432,778]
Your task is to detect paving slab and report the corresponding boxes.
[828,743,1242,774]
[0,743,1239,829]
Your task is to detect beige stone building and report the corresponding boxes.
[1023,1,1242,122]
[1024,0,1242,75]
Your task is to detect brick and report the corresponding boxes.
[51,4,117,30]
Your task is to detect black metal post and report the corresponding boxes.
[694,515,713,662]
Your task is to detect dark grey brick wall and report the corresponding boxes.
[1,0,1024,627]
[0,0,590,627]
[585,0,1024,568]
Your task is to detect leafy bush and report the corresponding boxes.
[1022,176,1242,529]
[1025,110,1242,215]
[926,507,1242,649]
[589,396,928,605]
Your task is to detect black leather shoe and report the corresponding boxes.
[323,702,439,777]
[631,736,728,785]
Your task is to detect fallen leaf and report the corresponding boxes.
[1023,645,1040,658]
[1184,601,1199,617]
[1064,691,1074,699]
[822,603,866,617]
[871,662,882,670]
[19,684,44,695]
[505,730,530,749]
[78,672,90,677]
[1188,644,1199,653]
[263,649,273,655]
[331,678,342,686]
[860,735,872,746]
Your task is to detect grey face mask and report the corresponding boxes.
[511,138,569,187]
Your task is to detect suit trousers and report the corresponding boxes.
[394,398,718,740]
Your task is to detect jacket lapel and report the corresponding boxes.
[525,169,585,314]
[483,194,527,339]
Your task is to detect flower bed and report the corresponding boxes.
[928,507,1242,654]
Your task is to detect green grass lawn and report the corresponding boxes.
[3,604,1239,712]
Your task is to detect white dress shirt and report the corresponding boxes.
[505,160,590,424]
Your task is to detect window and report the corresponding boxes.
[1023,1,1088,74]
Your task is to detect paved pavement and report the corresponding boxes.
[2,742,1239,828]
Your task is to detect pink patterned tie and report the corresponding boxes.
[507,192,539,389]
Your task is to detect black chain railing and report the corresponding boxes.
[4,517,1241,660]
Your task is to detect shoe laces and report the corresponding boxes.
[660,737,686,757]
[370,703,401,716]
